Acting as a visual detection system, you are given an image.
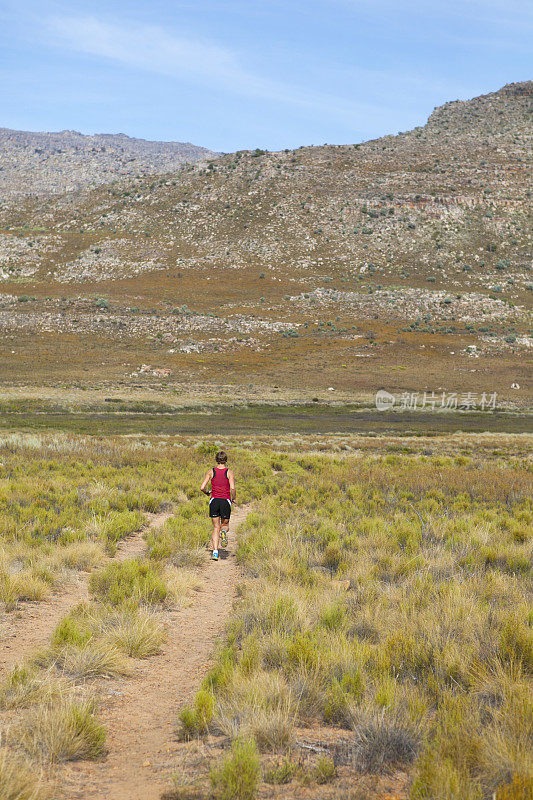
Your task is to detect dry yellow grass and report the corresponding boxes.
[165,566,202,607]
[0,745,46,800]
[17,697,106,763]
[0,432,531,800]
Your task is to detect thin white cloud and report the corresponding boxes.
[45,15,401,125]
[48,16,238,84]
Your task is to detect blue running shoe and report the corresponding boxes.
[212,550,219,561]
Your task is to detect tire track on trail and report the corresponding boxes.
[61,503,253,800]
[0,510,172,676]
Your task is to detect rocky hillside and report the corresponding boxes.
[2,82,530,285]
[0,128,220,200]
[0,82,530,401]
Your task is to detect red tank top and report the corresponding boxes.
[211,467,231,499]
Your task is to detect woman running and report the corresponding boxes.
[200,450,236,561]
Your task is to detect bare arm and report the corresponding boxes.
[200,470,212,495]
[228,470,236,502]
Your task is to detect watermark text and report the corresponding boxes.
[375,389,498,411]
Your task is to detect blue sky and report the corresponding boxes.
[0,0,531,152]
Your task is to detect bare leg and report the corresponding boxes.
[220,517,230,548]
[211,517,221,552]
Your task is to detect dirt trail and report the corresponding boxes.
[0,574,91,676]
[0,511,172,676]
[61,504,252,800]
[116,510,171,562]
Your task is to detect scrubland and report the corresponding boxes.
[0,433,531,800]
[175,449,532,799]
[0,436,260,797]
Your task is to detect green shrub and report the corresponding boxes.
[319,602,348,631]
[178,689,215,739]
[89,560,167,606]
[323,671,364,726]
[411,695,482,798]
[323,543,343,575]
[51,614,92,649]
[210,738,260,800]
[411,752,482,800]
[314,755,336,784]
[100,510,145,551]
[499,616,533,673]
[202,647,235,692]
[178,706,198,740]
[263,756,296,784]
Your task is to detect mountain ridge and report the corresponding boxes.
[0,81,530,401]
[0,126,221,200]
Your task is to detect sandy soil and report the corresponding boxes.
[117,510,171,562]
[0,510,172,677]
[59,503,251,800]
[0,574,91,677]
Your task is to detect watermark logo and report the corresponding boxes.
[375,390,498,411]
[375,389,396,411]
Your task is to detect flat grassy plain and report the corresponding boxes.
[0,401,531,438]
[0,431,531,800]
[1,299,531,409]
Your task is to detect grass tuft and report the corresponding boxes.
[313,755,336,784]
[42,643,132,680]
[0,746,46,800]
[210,738,260,800]
[89,559,167,606]
[352,709,420,773]
[495,775,533,800]
[0,665,70,710]
[102,609,165,658]
[263,756,297,785]
[178,689,215,739]
[20,698,106,762]
[165,566,202,607]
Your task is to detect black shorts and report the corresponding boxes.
[209,498,232,519]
